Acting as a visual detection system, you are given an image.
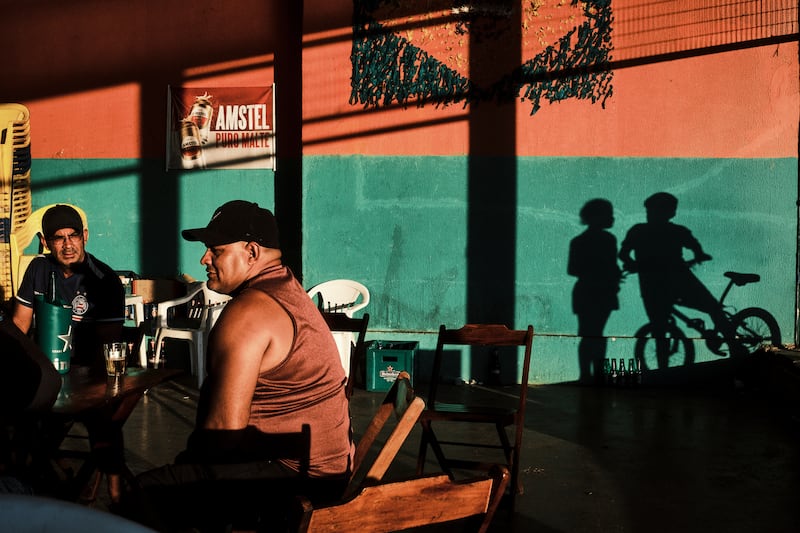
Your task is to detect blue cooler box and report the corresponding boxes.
[366,340,418,392]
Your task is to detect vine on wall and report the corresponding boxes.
[350,0,614,115]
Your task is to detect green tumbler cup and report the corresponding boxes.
[34,294,73,375]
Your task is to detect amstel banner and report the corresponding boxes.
[166,85,275,170]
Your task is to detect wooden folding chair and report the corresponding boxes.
[416,324,534,510]
[321,311,369,399]
[233,372,422,532]
[348,370,424,491]
[294,464,509,533]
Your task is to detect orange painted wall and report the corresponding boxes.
[10,1,796,160]
[4,0,279,159]
[302,0,797,158]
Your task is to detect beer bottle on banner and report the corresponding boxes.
[189,94,214,144]
[618,358,627,387]
[603,358,611,386]
[179,119,206,169]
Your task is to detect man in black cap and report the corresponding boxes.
[12,204,126,501]
[131,200,352,531]
[13,204,125,366]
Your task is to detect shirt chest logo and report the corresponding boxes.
[72,294,89,316]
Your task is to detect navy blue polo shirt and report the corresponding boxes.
[16,253,124,365]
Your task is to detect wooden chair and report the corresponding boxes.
[416,324,534,510]
[231,372,423,532]
[321,311,369,399]
[348,370,424,490]
[294,464,509,533]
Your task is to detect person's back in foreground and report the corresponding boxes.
[131,200,352,532]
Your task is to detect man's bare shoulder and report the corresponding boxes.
[212,285,294,373]
[214,286,292,336]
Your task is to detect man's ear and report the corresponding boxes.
[38,233,49,253]
[245,242,259,261]
[82,228,89,243]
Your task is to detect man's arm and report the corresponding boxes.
[681,227,712,263]
[12,302,34,334]
[12,257,41,335]
[199,288,294,430]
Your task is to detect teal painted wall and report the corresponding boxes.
[303,155,797,384]
[28,155,797,384]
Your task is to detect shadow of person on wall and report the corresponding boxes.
[568,199,621,385]
[618,192,747,370]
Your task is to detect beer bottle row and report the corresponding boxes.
[603,357,642,387]
[146,338,167,369]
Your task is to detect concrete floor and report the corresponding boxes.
[104,359,799,533]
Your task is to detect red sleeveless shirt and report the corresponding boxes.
[244,266,353,477]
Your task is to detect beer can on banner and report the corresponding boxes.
[189,95,214,144]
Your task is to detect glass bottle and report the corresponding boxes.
[148,338,156,368]
[628,358,636,387]
[635,357,643,386]
[46,271,58,304]
[488,349,501,385]
[610,358,618,386]
[160,340,167,368]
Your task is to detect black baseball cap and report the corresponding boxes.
[181,200,280,248]
[42,205,84,239]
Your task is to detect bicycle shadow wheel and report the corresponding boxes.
[731,307,783,353]
[634,322,696,371]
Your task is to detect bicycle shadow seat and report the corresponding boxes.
[724,272,760,285]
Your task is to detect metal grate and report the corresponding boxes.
[612,0,799,61]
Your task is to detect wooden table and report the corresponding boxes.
[46,365,182,502]
[52,366,181,416]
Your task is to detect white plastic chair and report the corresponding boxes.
[306,279,370,378]
[151,281,230,388]
[306,279,370,317]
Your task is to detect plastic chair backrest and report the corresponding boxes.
[0,103,30,180]
[9,204,89,297]
[155,281,230,329]
[306,279,370,317]
[321,311,369,398]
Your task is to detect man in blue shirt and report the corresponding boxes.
[12,204,126,502]
[12,204,125,369]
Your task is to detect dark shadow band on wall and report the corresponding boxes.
[465,6,521,381]
[273,1,304,280]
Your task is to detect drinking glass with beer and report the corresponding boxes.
[103,342,127,377]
